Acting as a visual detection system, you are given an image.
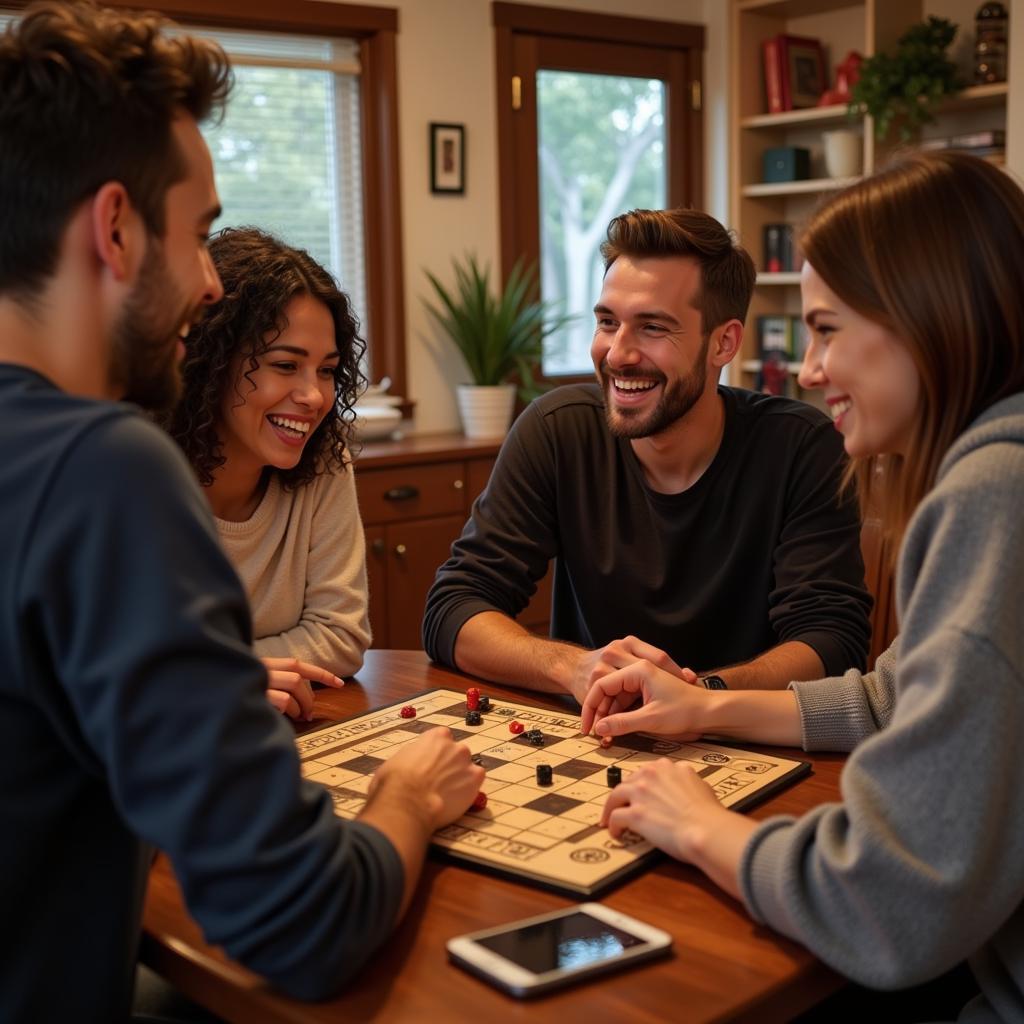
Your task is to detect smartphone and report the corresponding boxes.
[446,902,672,998]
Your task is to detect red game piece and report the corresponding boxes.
[399,705,416,719]
[466,687,480,710]
[509,721,524,734]
[471,791,487,810]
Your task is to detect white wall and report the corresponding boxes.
[324,0,724,434]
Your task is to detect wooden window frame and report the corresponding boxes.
[5,0,408,400]
[493,2,705,385]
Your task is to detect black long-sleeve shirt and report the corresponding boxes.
[424,384,870,677]
[0,365,403,1022]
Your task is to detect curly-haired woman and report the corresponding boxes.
[163,227,371,716]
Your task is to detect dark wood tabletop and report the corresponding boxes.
[140,650,846,1023]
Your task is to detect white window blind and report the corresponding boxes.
[185,27,368,336]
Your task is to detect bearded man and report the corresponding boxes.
[423,208,871,699]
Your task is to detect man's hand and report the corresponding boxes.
[600,758,729,862]
[261,656,344,721]
[368,727,485,831]
[580,659,705,740]
[568,635,697,705]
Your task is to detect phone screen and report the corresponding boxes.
[475,911,646,974]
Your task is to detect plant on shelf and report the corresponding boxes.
[849,17,967,142]
[423,254,572,438]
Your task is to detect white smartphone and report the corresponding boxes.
[446,902,672,998]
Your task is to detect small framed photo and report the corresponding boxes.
[430,122,465,195]
[780,36,826,109]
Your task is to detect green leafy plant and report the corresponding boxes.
[849,17,967,142]
[423,254,573,402]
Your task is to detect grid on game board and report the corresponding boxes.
[299,690,801,865]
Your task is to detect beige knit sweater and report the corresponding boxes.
[214,466,371,677]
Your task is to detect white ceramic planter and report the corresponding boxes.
[822,128,862,179]
[456,383,516,439]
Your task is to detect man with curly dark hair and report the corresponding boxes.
[161,227,372,689]
[0,4,482,1020]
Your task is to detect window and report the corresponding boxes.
[494,3,704,380]
[179,28,368,337]
[1,0,406,397]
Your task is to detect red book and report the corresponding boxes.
[762,36,785,114]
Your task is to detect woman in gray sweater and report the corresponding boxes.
[579,151,1024,1022]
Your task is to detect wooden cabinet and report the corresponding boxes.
[730,0,1013,403]
[356,434,553,650]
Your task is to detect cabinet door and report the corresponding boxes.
[385,515,467,650]
[364,524,389,649]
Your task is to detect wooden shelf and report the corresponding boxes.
[743,176,859,197]
[736,0,862,15]
[741,103,851,130]
[941,82,1009,112]
[732,0,1013,401]
[756,271,802,285]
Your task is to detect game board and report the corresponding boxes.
[296,688,811,897]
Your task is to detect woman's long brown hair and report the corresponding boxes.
[799,151,1024,551]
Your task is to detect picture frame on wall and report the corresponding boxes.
[430,122,465,195]
[779,36,825,109]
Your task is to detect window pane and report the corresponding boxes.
[537,71,667,376]
[201,65,367,332]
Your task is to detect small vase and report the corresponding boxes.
[456,383,516,439]
[822,128,862,179]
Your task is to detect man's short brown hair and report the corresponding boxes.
[601,208,756,336]
[0,1,231,300]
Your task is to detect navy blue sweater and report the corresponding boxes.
[0,365,402,1022]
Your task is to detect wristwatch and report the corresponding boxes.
[700,674,728,690]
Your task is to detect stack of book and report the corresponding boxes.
[919,129,1005,161]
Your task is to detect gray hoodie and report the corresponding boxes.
[739,392,1024,1023]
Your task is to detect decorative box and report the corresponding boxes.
[762,147,811,183]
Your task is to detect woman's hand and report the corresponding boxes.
[580,659,706,741]
[261,656,343,720]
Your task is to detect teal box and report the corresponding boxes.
[762,147,811,183]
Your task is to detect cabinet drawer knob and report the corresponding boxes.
[371,538,385,554]
[394,543,407,556]
[453,478,464,490]
[384,485,419,502]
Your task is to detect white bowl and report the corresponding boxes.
[353,405,402,441]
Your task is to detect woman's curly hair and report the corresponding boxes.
[163,226,366,489]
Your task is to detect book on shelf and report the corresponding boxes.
[763,223,798,273]
[762,36,784,114]
[920,129,1006,157]
[791,317,809,360]
[952,129,1005,148]
[757,314,808,362]
[759,350,792,397]
[757,315,792,358]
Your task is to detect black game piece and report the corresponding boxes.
[529,732,544,747]
[478,695,491,713]
[607,765,622,788]
[536,764,553,786]
[465,710,482,726]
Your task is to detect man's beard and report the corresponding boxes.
[600,334,710,439]
[109,240,193,413]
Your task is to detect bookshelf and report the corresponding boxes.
[729,0,1013,400]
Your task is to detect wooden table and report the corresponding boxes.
[141,651,846,1023]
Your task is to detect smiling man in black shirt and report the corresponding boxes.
[423,208,870,701]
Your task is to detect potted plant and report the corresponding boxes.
[849,16,966,142]
[423,254,571,438]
